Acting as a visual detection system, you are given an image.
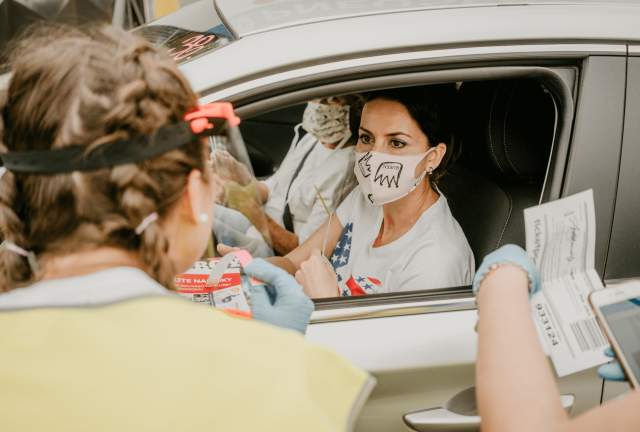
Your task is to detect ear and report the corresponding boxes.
[181,169,213,224]
[425,143,447,172]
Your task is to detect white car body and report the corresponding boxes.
[4,1,640,430]
[152,1,640,431]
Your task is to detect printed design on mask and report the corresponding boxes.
[367,194,374,204]
[302,102,350,145]
[357,152,372,178]
[374,161,403,189]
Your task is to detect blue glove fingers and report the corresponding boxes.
[604,346,615,358]
[598,361,627,381]
[248,284,272,309]
[243,259,314,334]
[597,347,627,381]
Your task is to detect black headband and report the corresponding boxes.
[0,117,227,175]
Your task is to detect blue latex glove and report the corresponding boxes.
[472,244,541,297]
[243,258,314,334]
[214,204,253,233]
[597,346,627,381]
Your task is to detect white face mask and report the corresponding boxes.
[354,148,435,206]
[301,102,351,147]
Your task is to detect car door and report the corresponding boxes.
[199,41,626,430]
[602,47,640,403]
[307,56,625,432]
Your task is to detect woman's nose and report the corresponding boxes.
[370,138,386,152]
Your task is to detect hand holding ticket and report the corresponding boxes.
[175,250,260,318]
[175,251,314,333]
[524,189,609,376]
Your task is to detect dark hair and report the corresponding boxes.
[365,84,458,185]
[0,24,206,291]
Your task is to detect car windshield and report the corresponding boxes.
[203,79,557,300]
[134,0,234,65]
[133,25,232,65]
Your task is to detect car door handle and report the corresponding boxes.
[403,386,575,432]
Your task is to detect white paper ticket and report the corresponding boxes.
[524,189,609,377]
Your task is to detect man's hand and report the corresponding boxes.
[295,249,340,298]
[224,181,268,235]
[211,173,226,204]
[211,150,253,186]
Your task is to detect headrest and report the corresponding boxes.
[458,79,555,184]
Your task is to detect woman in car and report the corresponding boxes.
[213,95,361,257]
[0,25,373,431]
[473,245,640,431]
[241,86,475,297]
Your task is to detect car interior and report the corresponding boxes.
[234,78,557,291]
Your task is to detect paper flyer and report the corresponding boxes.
[174,252,254,317]
[524,189,609,377]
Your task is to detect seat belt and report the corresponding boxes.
[282,143,315,233]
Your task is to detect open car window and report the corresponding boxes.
[211,78,561,302]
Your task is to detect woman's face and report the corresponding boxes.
[357,98,430,156]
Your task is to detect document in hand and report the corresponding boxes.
[525,189,609,377]
[174,251,259,318]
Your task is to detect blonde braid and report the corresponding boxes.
[0,171,32,290]
[0,24,207,291]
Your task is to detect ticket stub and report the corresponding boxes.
[524,189,609,376]
[174,251,258,316]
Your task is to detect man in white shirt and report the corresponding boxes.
[214,96,363,256]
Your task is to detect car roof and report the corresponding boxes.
[182,2,640,97]
[216,0,640,37]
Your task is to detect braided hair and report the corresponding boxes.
[0,24,208,291]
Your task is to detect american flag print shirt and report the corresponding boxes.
[330,222,384,296]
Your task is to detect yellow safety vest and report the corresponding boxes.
[0,293,373,431]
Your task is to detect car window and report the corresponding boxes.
[211,79,558,301]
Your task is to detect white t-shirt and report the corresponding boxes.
[332,187,475,295]
[262,133,355,242]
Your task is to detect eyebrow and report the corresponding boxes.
[359,127,413,139]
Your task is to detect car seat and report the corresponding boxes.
[440,79,556,264]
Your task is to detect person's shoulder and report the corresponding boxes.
[336,185,361,215]
[333,144,356,160]
[4,296,372,431]
[326,146,355,171]
[427,195,468,239]
[413,195,473,259]
[107,296,331,358]
[278,133,317,168]
[336,186,381,223]
[295,132,318,152]
[134,297,373,420]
